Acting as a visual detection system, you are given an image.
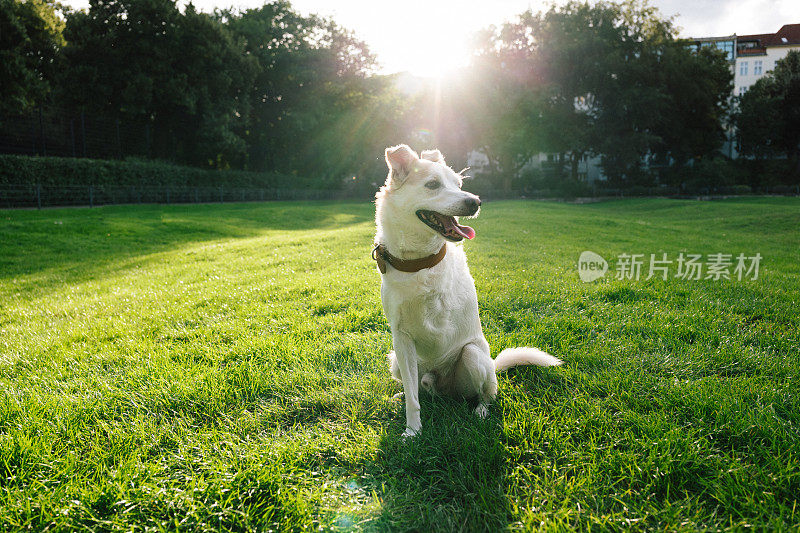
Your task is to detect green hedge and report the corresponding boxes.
[0,155,314,189]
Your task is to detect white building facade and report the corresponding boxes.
[734,24,800,97]
[689,25,800,159]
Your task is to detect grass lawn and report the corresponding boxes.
[1,197,798,531]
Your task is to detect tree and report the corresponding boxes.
[0,0,64,113]
[461,23,556,191]
[463,0,732,189]
[54,0,389,177]
[59,0,256,167]
[736,50,800,180]
[224,2,384,179]
[654,46,733,167]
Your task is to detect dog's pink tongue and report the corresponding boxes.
[454,223,476,240]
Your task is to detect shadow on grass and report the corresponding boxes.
[366,396,510,532]
[0,201,373,288]
[363,370,569,532]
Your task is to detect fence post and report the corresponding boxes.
[219,186,223,203]
[37,184,41,209]
[166,187,170,204]
[195,187,199,203]
[89,186,94,208]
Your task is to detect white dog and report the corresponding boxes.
[374,144,563,437]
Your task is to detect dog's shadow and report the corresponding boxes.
[365,368,568,531]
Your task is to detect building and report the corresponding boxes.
[690,35,737,63]
[734,24,800,97]
[688,24,800,159]
[688,24,800,97]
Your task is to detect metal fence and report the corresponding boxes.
[4,183,797,209]
[0,184,361,209]
[0,105,163,161]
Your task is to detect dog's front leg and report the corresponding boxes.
[393,331,421,437]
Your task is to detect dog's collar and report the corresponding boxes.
[372,243,446,274]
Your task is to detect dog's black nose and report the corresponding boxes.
[464,197,481,214]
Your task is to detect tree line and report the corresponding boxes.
[2,0,798,194]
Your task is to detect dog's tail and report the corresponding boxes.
[494,347,562,372]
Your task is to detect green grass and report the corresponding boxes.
[1,198,798,531]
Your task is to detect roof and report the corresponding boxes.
[738,24,800,48]
[772,24,800,46]
[737,33,773,43]
[691,35,736,43]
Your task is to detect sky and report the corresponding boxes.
[63,0,800,77]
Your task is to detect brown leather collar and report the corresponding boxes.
[372,243,447,273]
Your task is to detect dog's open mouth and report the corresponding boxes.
[416,210,476,241]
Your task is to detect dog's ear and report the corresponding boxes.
[420,149,445,164]
[385,144,418,183]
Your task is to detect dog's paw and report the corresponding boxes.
[474,403,489,419]
[401,426,421,439]
[420,372,436,394]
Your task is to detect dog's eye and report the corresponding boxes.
[424,180,441,190]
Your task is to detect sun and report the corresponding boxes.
[403,32,473,79]
[290,0,502,77]
[356,5,476,78]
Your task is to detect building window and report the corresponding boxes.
[739,61,748,76]
[739,86,747,97]
[754,60,763,75]
[717,40,734,61]
[699,40,735,61]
